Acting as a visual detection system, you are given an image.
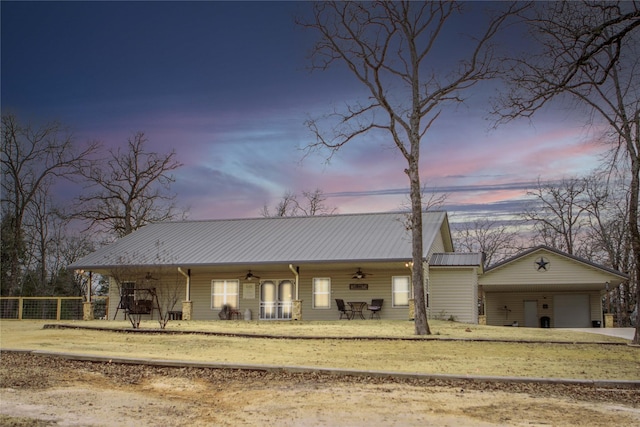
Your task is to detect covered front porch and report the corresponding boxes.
[103,260,416,323]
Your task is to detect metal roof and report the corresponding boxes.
[429,253,484,268]
[69,211,450,270]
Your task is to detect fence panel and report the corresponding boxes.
[0,298,19,319]
[0,297,84,320]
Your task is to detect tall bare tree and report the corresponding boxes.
[300,1,523,334]
[1,113,98,295]
[495,1,640,342]
[583,169,635,325]
[583,170,631,270]
[453,218,521,268]
[523,177,590,256]
[75,132,183,238]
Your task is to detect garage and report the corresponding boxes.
[479,246,628,328]
[553,294,590,328]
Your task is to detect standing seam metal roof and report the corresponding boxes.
[69,211,448,269]
[429,253,484,267]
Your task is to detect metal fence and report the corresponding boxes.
[0,296,109,320]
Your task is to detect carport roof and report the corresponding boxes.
[430,253,484,271]
[69,211,452,270]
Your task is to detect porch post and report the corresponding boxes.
[182,300,193,320]
[178,267,192,320]
[83,301,95,320]
[83,270,95,321]
[289,264,301,320]
[604,313,614,328]
[293,300,303,320]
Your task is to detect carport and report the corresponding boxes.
[479,246,628,328]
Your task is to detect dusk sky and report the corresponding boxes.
[1,1,608,224]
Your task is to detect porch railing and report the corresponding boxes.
[259,301,292,320]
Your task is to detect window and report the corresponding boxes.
[312,278,331,308]
[211,279,239,309]
[392,276,410,307]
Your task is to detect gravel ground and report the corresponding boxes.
[1,352,639,426]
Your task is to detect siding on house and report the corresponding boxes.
[479,249,621,291]
[429,267,479,324]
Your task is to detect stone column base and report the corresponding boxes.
[292,300,303,321]
[604,313,614,328]
[83,302,95,321]
[182,301,193,320]
[408,299,415,320]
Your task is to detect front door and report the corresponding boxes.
[260,279,293,320]
[524,300,538,327]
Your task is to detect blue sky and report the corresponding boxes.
[1,1,606,223]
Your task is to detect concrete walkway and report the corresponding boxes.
[564,328,636,340]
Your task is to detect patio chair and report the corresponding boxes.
[335,298,353,320]
[218,304,232,320]
[368,299,383,319]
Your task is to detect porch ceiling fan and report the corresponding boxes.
[143,272,159,281]
[352,268,371,280]
[243,270,260,281]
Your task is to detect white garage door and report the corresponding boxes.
[553,294,590,328]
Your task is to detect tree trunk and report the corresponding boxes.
[629,155,640,344]
[407,160,430,335]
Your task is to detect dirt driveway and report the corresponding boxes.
[1,352,639,427]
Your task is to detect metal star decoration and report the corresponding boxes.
[535,257,549,271]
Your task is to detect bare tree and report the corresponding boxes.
[299,188,337,216]
[261,190,299,217]
[75,132,183,238]
[453,219,521,268]
[583,169,635,326]
[104,241,182,329]
[523,177,590,256]
[152,267,184,329]
[261,188,336,217]
[299,1,523,334]
[49,232,95,296]
[583,170,631,270]
[495,1,640,342]
[1,113,98,295]
[22,185,55,294]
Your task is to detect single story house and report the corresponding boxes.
[69,211,627,327]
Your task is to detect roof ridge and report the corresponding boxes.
[154,210,445,225]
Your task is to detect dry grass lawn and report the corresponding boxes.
[1,319,638,380]
[1,320,639,426]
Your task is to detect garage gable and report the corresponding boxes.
[479,246,627,292]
